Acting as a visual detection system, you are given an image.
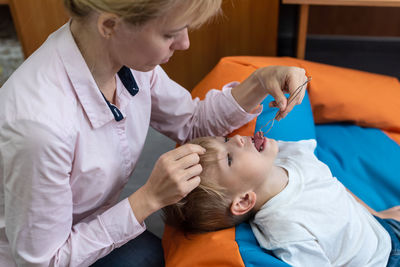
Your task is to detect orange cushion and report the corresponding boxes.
[162,225,245,267]
[294,59,400,141]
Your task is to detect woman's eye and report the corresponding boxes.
[224,137,229,142]
[163,34,174,39]
[227,153,232,166]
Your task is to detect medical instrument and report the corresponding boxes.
[257,76,312,136]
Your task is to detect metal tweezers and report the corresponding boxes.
[258,76,312,136]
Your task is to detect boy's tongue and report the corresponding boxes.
[254,132,264,151]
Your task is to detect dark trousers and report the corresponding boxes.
[375,216,400,267]
[91,230,164,267]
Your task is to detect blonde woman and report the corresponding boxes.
[0,0,307,266]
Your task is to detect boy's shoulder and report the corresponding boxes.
[251,212,315,247]
[276,139,316,159]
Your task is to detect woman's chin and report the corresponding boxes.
[160,57,171,64]
[131,64,158,72]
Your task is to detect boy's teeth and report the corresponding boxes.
[253,132,264,151]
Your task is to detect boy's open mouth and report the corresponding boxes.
[253,132,266,152]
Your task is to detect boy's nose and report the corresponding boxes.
[232,135,244,147]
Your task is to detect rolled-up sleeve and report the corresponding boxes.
[0,120,145,267]
[149,66,261,143]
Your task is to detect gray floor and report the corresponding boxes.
[0,6,23,86]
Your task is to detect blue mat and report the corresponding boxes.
[254,92,315,141]
[315,123,400,211]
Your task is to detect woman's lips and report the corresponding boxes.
[161,53,174,64]
[161,57,170,64]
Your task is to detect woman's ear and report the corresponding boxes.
[230,191,256,216]
[97,13,120,39]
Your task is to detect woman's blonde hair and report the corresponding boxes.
[64,0,222,28]
[163,137,254,234]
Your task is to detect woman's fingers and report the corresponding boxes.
[142,143,206,209]
[177,152,201,170]
[167,143,205,160]
[287,74,307,103]
[175,175,202,199]
[256,66,308,120]
[183,163,203,180]
[166,144,204,179]
[276,68,308,120]
[267,79,287,111]
[185,175,201,194]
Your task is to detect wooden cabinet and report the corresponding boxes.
[1,0,69,57]
[282,0,400,59]
[1,0,279,90]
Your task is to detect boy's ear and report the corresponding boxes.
[230,191,256,216]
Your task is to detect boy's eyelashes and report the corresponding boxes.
[227,153,232,166]
[224,137,232,166]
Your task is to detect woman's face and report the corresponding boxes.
[110,13,190,72]
[212,135,279,196]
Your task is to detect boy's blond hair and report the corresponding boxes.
[163,137,254,234]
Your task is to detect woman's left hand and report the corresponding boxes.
[231,65,307,120]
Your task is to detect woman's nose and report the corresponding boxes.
[171,28,190,51]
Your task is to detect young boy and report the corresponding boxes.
[163,133,400,267]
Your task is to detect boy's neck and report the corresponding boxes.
[253,165,288,211]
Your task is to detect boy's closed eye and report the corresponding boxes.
[224,136,232,166]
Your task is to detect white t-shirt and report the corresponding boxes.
[250,140,391,267]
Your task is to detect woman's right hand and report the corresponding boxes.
[128,144,205,223]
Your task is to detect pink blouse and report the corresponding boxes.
[0,23,259,266]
